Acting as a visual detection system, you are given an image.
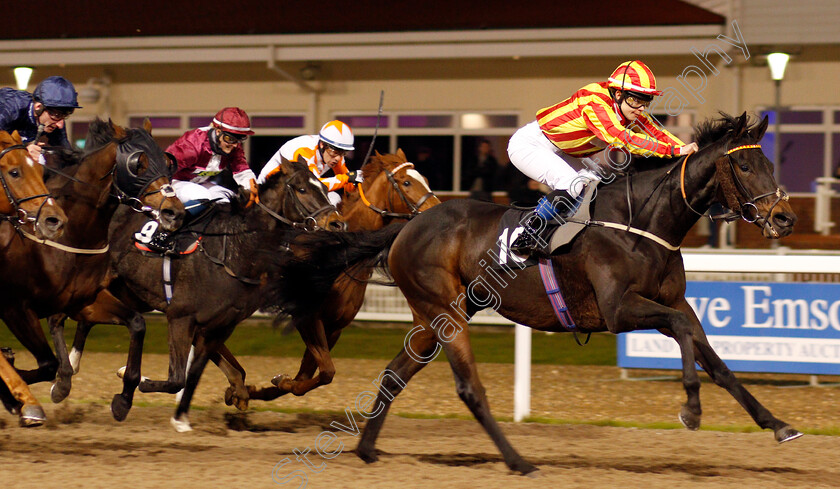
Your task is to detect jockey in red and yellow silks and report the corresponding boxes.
[507,60,699,257]
[257,120,360,206]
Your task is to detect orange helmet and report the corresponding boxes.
[607,61,662,96]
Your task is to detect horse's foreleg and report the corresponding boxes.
[48,314,75,403]
[612,294,703,430]
[2,307,58,384]
[0,353,45,427]
[356,318,438,466]
[110,311,146,421]
[139,315,192,394]
[676,302,802,443]
[171,335,214,432]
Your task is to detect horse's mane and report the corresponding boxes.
[693,112,761,148]
[360,152,395,180]
[83,119,117,154]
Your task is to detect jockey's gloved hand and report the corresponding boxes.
[246,178,259,208]
[346,170,364,183]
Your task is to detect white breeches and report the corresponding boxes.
[507,121,601,198]
[172,180,236,204]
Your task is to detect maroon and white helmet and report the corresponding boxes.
[212,107,255,135]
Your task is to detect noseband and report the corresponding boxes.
[680,144,788,224]
[255,179,339,231]
[0,144,54,229]
[358,162,435,220]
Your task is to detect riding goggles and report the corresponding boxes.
[324,144,347,157]
[44,107,74,121]
[623,95,652,110]
[221,131,248,145]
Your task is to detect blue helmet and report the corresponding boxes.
[33,76,82,109]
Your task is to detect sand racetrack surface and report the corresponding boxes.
[1,352,839,489]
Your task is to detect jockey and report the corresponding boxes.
[507,60,699,256]
[169,107,257,215]
[257,120,361,206]
[0,76,81,162]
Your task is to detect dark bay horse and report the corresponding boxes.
[214,149,439,408]
[283,113,800,474]
[0,119,185,422]
[70,155,343,429]
[0,130,68,426]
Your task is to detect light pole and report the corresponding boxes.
[767,52,790,182]
[13,67,32,90]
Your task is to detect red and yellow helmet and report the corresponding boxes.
[607,61,662,96]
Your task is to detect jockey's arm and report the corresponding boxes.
[582,104,678,158]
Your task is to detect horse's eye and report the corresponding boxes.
[9,168,20,178]
[740,164,750,172]
[298,187,306,193]
[403,180,411,187]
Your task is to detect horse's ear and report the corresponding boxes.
[734,112,748,138]
[396,148,406,161]
[9,130,20,144]
[110,119,126,139]
[143,118,153,134]
[751,115,770,141]
[374,150,382,157]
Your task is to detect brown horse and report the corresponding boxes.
[0,119,185,422]
[0,130,68,426]
[281,113,801,474]
[65,154,343,429]
[214,149,439,409]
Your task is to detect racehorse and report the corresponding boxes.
[65,154,344,429]
[280,113,801,474]
[0,130,68,426]
[214,150,439,409]
[0,119,185,422]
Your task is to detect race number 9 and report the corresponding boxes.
[134,220,159,243]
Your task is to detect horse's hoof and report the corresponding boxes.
[355,447,379,464]
[514,461,539,476]
[19,404,46,428]
[776,425,804,443]
[110,394,132,422]
[50,379,71,403]
[171,415,192,433]
[224,387,250,411]
[271,374,291,388]
[678,405,701,431]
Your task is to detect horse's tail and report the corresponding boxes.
[267,222,406,318]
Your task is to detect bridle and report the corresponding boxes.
[0,143,54,230]
[357,162,435,220]
[256,170,340,231]
[680,143,788,225]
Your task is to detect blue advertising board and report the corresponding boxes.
[617,281,840,375]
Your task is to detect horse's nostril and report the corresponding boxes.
[161,208,176,219]
[329,221,347,231]
[773,213,796,227]
[44,216,64,231]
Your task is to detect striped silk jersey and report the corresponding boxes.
[537,81,685,158]
[258,134,351,191]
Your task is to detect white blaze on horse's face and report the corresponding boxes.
[406,168,431,193]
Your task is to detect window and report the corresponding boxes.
[758,107,836,194]
[335,111,519,193]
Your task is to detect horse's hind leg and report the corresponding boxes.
[676,302,802,443]
[214,346,249,410]
[440,325,538,475]
[356,320,439,465]
[0,354,45,427]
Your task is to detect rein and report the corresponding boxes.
[357,162,435,220]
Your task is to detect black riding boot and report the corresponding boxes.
[510,189,577,256]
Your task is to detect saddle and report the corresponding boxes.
[494,184,597,269]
